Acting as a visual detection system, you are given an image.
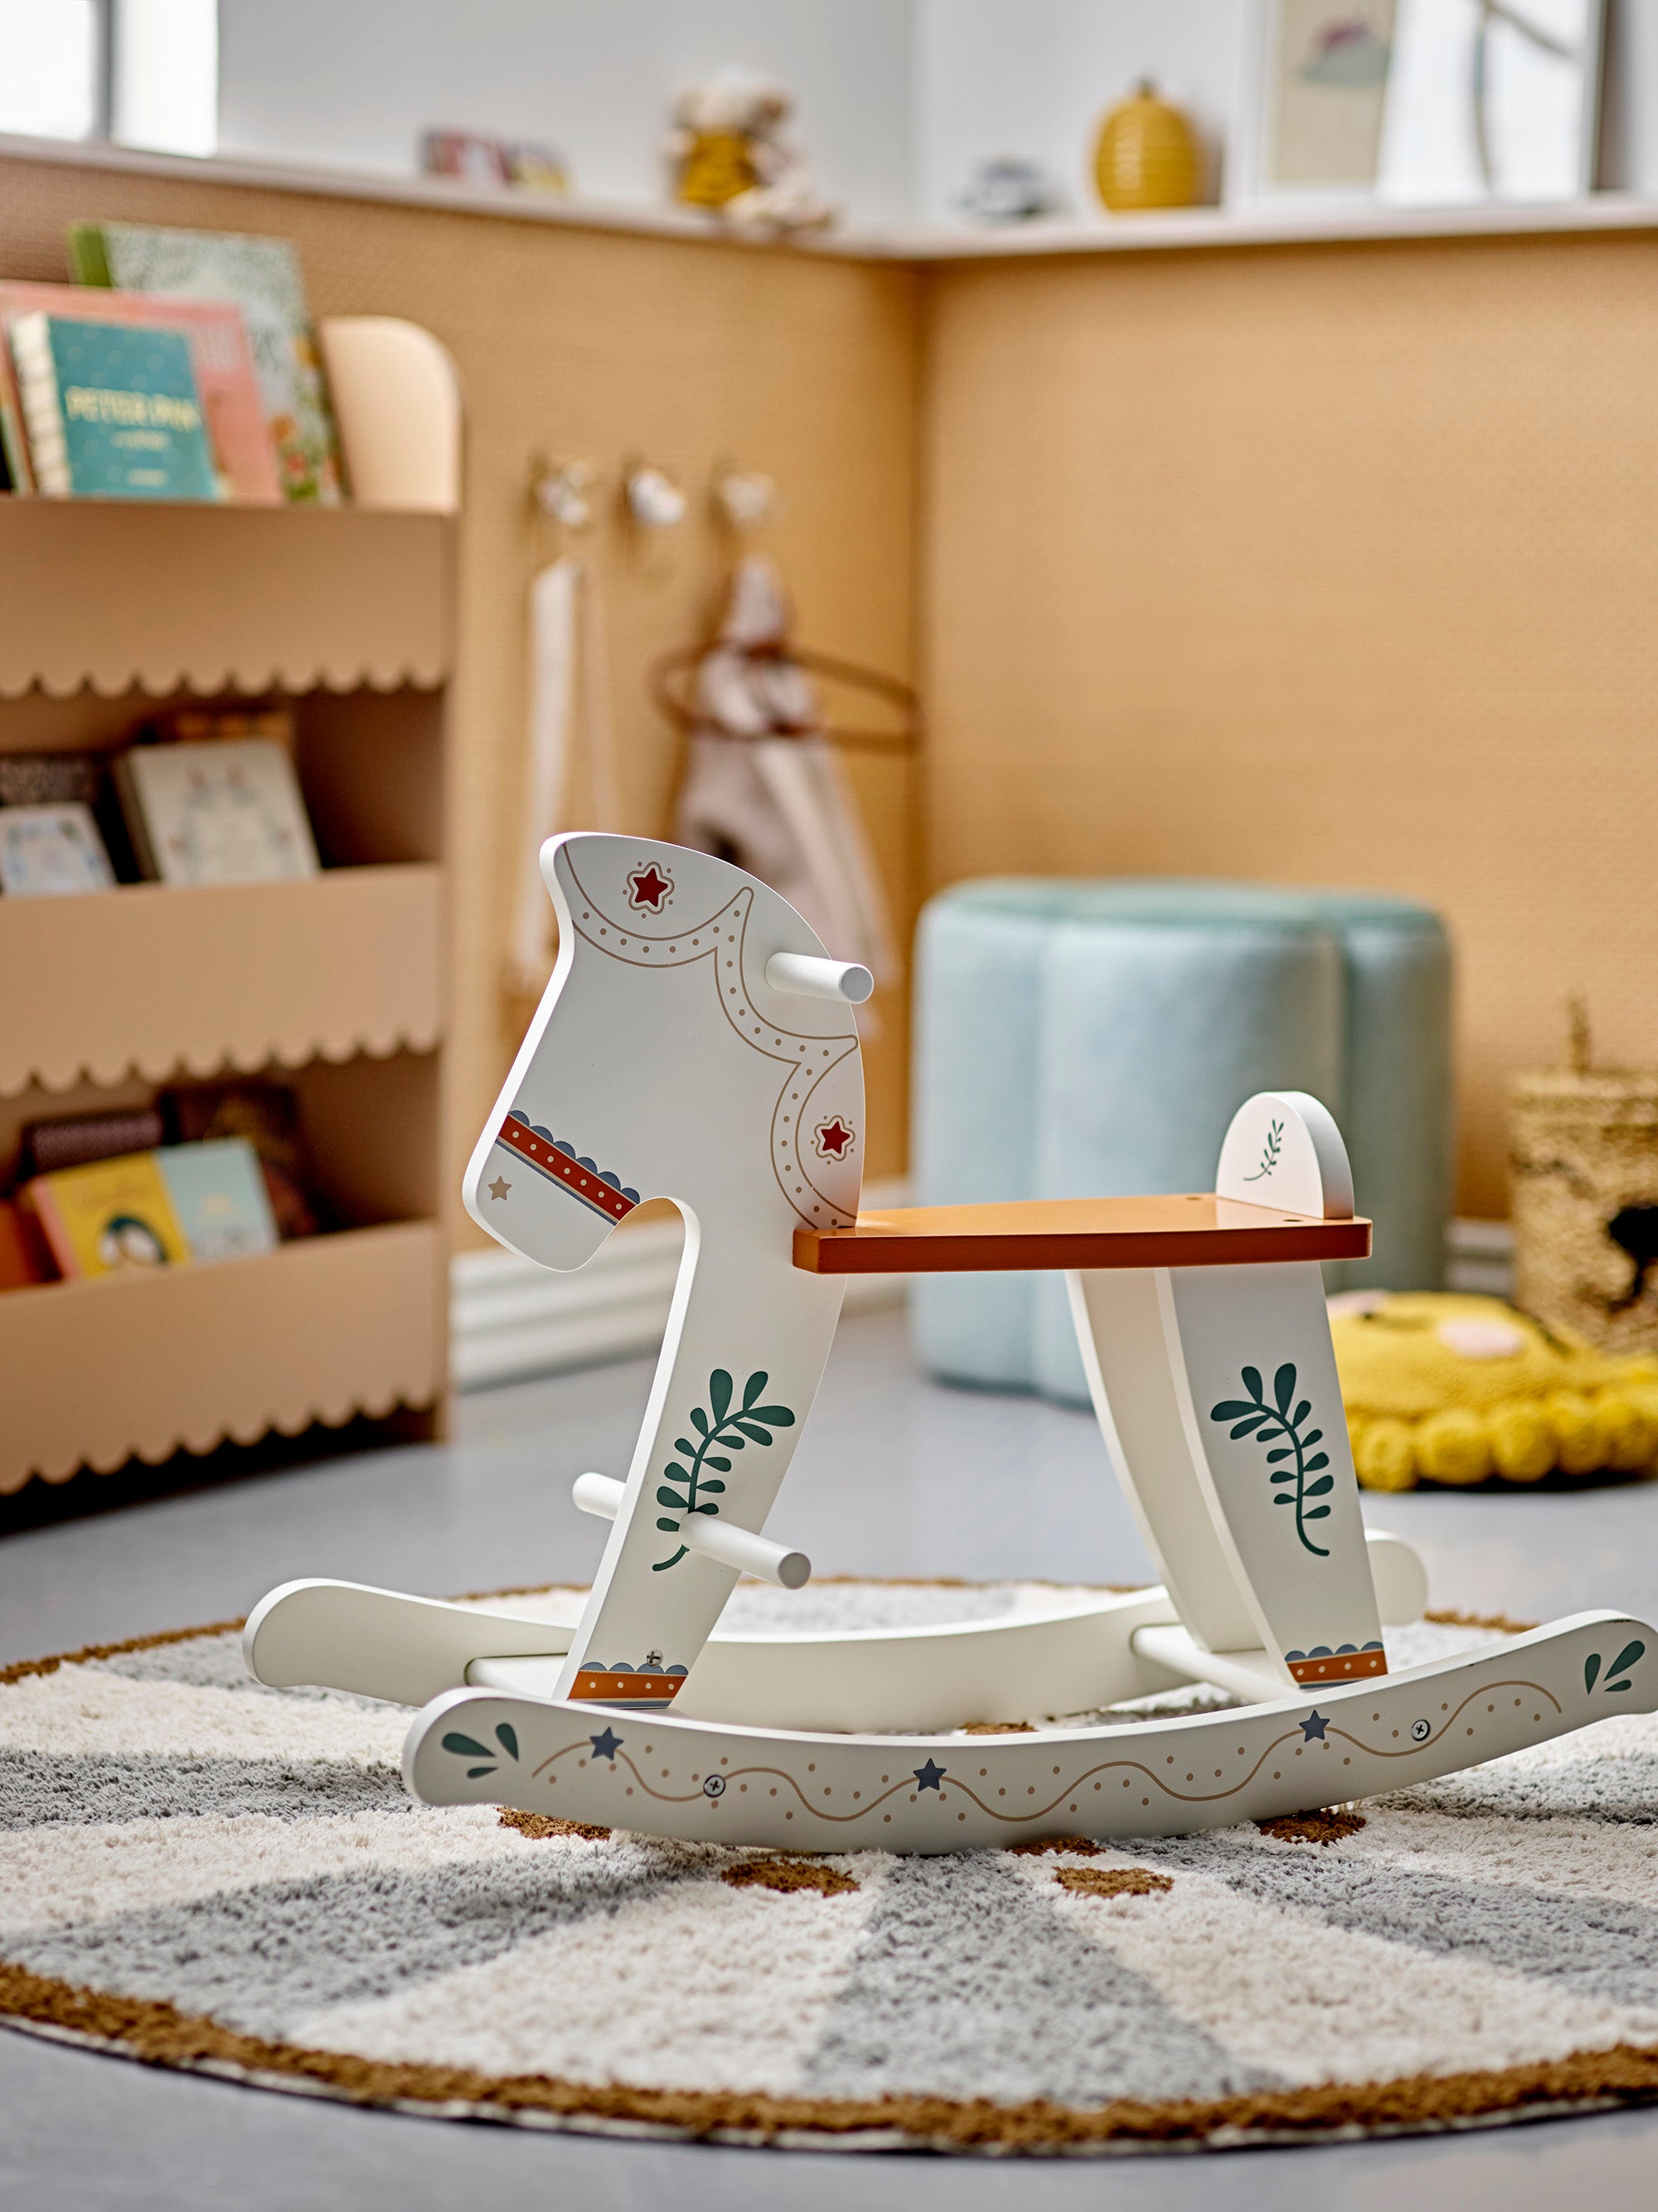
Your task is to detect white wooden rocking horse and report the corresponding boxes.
[245,835,1656,1849]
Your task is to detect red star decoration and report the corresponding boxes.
[627,863,673,913]
[814,1117,855,1160]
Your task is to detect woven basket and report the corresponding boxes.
[1510,1067,1658,1353]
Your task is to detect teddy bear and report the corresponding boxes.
[666,75,834,235]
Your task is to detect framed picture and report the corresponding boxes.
[1378,0,1604,203]
[1233,1,1399,203]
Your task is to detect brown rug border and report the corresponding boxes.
[7,1588,1619,2158]
[2,1957,1656,2154]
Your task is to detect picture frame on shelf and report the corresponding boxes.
[1230,0,1399,206]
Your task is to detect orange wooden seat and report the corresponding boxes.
[793,1193,1372,1276]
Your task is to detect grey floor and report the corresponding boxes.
[5,1309,1658,2210]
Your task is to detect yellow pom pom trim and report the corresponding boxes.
[1353,1417,1417,1492]
[1336,1293,1658,1491]
[1413,1409,1491,1487]
[1486,1400,1553,1483]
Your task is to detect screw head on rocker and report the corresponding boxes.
[1215,1090,1355,1220]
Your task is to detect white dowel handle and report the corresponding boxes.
[572,1472,811,1590]
[572,1471,625,1519]
[764,953,874,1005]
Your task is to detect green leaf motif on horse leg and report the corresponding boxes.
[1209,1360,1332,1557]
[653,1366,797,1570]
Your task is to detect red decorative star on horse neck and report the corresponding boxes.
[814,1116,855,1160]
[627,862,674,914]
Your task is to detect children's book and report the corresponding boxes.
[7,313,219,501]
[0,803,116,896]
[0,282,278,502]
[68,221,346,505]
[23,1105,167,1177]
[23,1152,190,1278]
[156,1138,279,1264]
[169,1079,322,1239]
[114,738,320,886]
[0,752,104,808]
[0,754,138,880]
[0,1201,52,1291]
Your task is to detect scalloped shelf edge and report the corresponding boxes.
[0,863,446,1103]
[0,500,454,704]
[10,1023,444,1102]
[22,1385,435,1487]
[5,658,448,706]
[0,1220,446,1496]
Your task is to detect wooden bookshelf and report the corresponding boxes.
[0,317,461,1496]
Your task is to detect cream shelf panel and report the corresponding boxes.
[0,502,453,699]
[0,1220,444,1492]
[0,865,444,1097]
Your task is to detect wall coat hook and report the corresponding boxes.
[711,462,778,534]
[623,462,687,530]
[531,456,600,531]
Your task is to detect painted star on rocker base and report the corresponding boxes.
[814,1116,856,1161]
[1300,1710,1331,1742]
[627,863,673,914]
[912,1758,947,1792]
[589,1727,623,1761]
[487,1176,511,1201]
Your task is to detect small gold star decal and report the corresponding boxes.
[487,1176,511,1201]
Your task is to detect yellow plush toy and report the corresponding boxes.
[1331,1291,1658,1492]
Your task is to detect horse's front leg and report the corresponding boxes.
[552,1214,844,1708]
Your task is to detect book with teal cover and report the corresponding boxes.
[7,313,218,500]
[67,221,346,505]
[155,1138,279,1264]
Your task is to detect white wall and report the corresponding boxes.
[216,0,915,227]
[209,0,1658,229]
[912,0,1245,223]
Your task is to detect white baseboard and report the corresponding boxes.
[453,1181,911,1392]
[1445,1217,1514,1299]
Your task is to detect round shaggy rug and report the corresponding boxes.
[5,1583,1658,2156]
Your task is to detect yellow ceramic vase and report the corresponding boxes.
[1093,81,1200,213]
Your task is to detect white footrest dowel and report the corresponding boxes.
[1130,1624,1288,1702]
[572,1472,811,1589]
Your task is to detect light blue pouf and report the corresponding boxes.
[910,880,1452,1404]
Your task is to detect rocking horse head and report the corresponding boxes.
[464,834,865,1271]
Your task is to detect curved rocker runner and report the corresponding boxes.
[245,836,1658,1848]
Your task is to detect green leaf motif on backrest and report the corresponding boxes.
[1242,1118,1284,1183]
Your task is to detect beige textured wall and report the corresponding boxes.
[920,234,1658,1220]
[10,150,1654,1230]
[0,157,919,1236]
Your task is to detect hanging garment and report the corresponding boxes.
[507,556,620,1002]
[673,555,896,985]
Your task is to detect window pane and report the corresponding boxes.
[0,0,99,141]
[114,0,216,158]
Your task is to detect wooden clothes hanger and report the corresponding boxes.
[651,636,921,756]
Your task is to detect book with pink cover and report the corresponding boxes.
[0,281,279,502]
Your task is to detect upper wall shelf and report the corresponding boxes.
[7,130,1658,267]
[865,192,1658,261]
